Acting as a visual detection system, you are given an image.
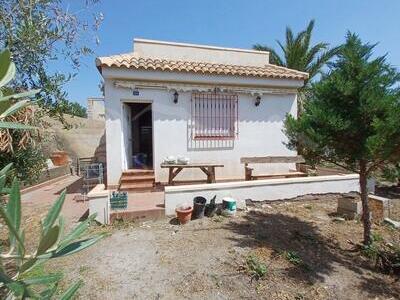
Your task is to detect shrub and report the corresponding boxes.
[246,254,268,279]
[283,250,303,265]
[0,142,46,185]
[361,238,400,274]
[0,164,108,298]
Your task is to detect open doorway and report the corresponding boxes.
[128,102,153,169]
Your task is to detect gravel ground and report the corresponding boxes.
[3,180,400,299]
[49,193,400,300]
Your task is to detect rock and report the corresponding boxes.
[332,217,345,222]
[261,204,273,210]
[236,198,247,210]
[384,218,400,229]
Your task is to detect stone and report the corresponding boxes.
[337,197,362,220]
[338,197,362,213]
[332,217,346,222]
[384,218,400,229]
[261,204,273,210]
[337,195,390,222]
[236,198,247,210]
[368,195,390,222]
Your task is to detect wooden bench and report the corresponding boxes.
[161,163,224,185]
[240,156,307,181]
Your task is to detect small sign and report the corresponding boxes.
[132,89,139,96]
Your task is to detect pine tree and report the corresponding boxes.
[285,33,400,245]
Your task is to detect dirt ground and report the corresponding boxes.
[3,178,400,299]
[48,193,400,300]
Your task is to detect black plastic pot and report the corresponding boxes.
[192,196,207,219]
[205,195,217,217]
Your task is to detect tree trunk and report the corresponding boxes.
[359,160,372,245]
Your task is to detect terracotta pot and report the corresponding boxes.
[50,151,69,166]
[175,205,193,225]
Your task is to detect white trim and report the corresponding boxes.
[165,174,360,193]
[114,80,298,96]
[102,68,305,89]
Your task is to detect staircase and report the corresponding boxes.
[119,169,155,192]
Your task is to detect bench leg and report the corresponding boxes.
[200,167,215,183]
[208,167,216,183]
[245,164,252,181]
[168,167,183,185]
[168,168,174,185]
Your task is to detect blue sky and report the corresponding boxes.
[62,0,400,106]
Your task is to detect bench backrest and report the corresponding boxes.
[240,155,305,164]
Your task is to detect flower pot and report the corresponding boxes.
[175,205,193,225]
[192,196,207,220]
[50,151,69,166]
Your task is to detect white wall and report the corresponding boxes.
[87,98,105,120]
[164,174,360,215]
[104,76,298,186]
[133,38,270,66]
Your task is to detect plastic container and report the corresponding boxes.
[110,191,128,210]
[192,196,207,219]
[222,197,237,216]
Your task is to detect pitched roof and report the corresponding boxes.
[96,53,309,81]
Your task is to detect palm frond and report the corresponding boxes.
[303,42,329,68]
[253,20,340,82]
[253,44,284,66]
[302,19,315,49]
[307,46,342,79]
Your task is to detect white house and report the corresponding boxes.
[96,38,308,189]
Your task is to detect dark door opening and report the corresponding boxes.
[129,102,153,169]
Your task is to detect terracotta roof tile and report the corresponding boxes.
[96,53,308,80]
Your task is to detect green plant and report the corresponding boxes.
[0,163,107,299]
[246,254,268,279]
[284,33,400,245]
[361,242,380,261]
[57,100,87,118]
[0,48,47,186]
[283,250,303,266]
[254,20,340,85]
[0,141,46,185]
[0,49,38,130]
[0,0,103,121]
[371,232,384,243]
[380,163,400,184]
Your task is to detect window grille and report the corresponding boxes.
[191,92,238,140]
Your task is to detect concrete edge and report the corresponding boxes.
[21,174,71,195]
[165,174,360,194]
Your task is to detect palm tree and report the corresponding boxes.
[254,20,340,85]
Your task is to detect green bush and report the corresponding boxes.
[246,254,268,279]
[283,250,303,266]
[0,142,46,185]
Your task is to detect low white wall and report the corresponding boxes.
[164,174,360,215]
[88,184,110,224]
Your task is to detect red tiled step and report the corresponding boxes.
[120,175,155,182]
[119,182,154,192]
[122,169,154,176]
[119,169,155,192]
